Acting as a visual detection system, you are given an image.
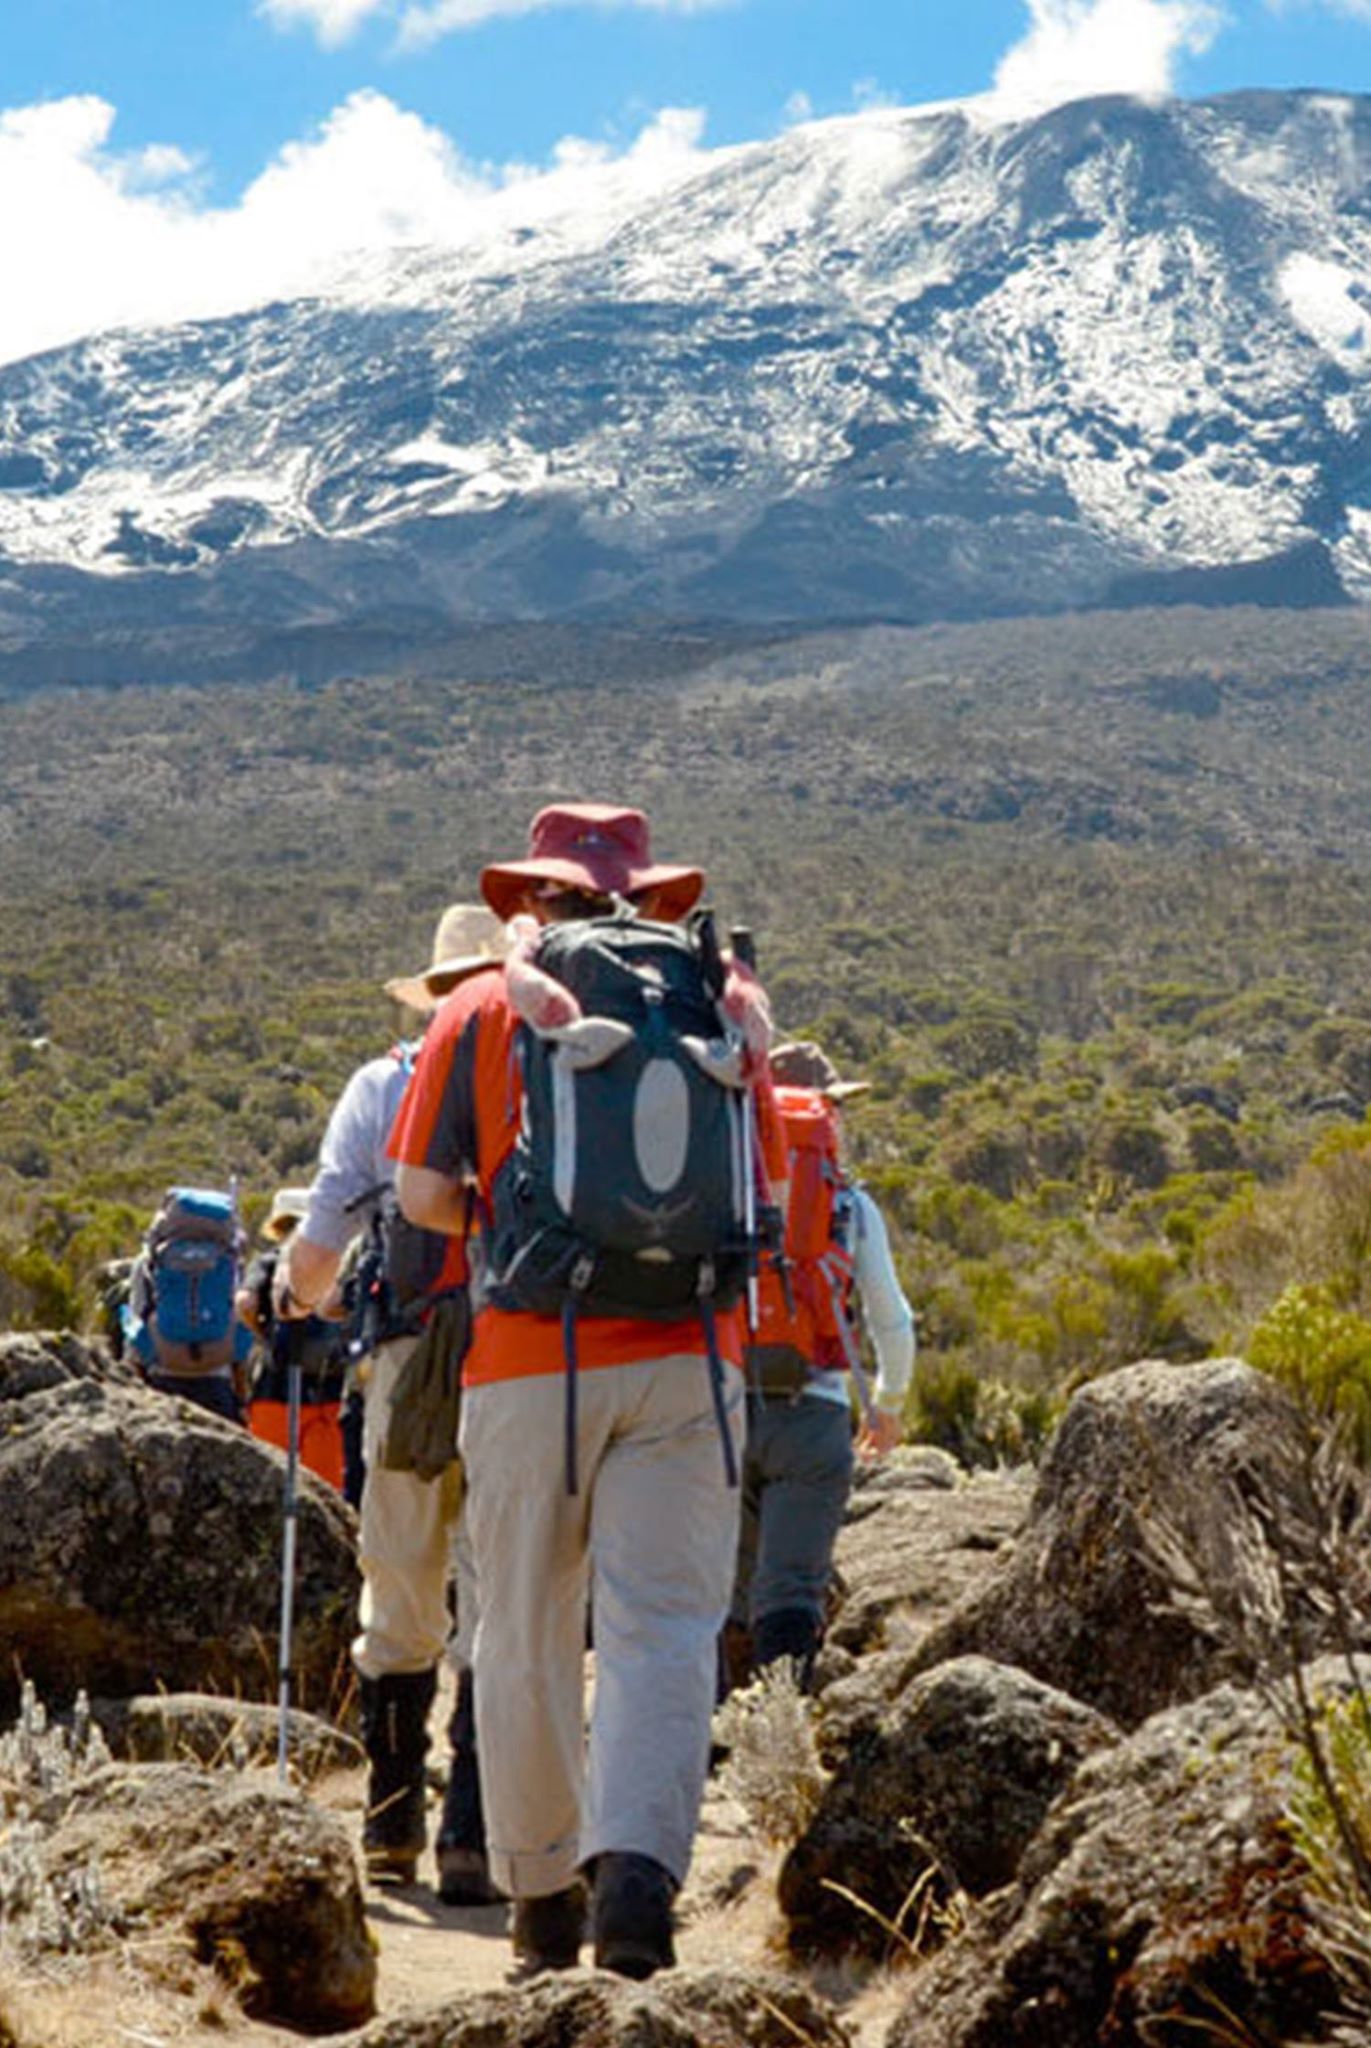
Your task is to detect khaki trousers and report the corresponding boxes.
[460,1354,743,1899]
[351,1335,474,1681]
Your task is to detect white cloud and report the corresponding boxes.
[258,0,730,47]
[987,0,1223,120]
[852,78,899,112]
[257,0,389,46]
[0,92,711,369]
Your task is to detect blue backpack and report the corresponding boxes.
[126,1187,245,1375]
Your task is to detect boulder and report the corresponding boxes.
[337,1967,849,2048]
[0,1332,357,1717]
[889,1669,1346,2048]
[904,1358,1308,1727]
[778,1656,1117,1957]
[827,1459,1030,1662]
[0,1328,137,1401]
[92,1691,364,1778]
[6,1758,375,2031]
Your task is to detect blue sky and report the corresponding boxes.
[1,0,1370,365]
[6,0,1369,199]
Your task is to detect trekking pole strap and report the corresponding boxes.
[699,1287,739,1490]
[561,1253,594,1497]
[561,1297,580,1497]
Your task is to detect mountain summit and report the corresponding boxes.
[1,88,1367,652]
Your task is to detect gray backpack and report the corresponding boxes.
[486,909,752,1487]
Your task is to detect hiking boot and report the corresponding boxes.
[511,1883,587,1975]
[359,1668,436,1885]
[438,1843,502,1907]
[753,1606,823,1693]
[434,1667,501,1905]
[591,1852,677,1979]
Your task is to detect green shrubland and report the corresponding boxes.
[3,606,1371,1456]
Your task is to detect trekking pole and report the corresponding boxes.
[275,1320,303,1784]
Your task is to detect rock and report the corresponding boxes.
[92,1692,364,1779]
[889,1669,1346,2048]
[13,1759,375,2031]
[778,1656,1117,1957]
[826,1464,1030,1664]
[0,1333,357,1717]
[0,1328,137,1401]
[337,1967,850,2048]
[904,1358,1304,1727]
[850,1445,963,1495]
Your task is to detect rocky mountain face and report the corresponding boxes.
[0,88,1369,678]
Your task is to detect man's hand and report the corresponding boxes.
[272,1235,341,1320]
[856,1407,903,1459]
[271,1267,311,1322]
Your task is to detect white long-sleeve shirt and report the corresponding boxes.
[805,1185,915,1413]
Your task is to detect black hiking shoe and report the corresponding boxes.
[364,1791,426,1885]
[437,1842,502,1907]
[511,1883,587,1976]
[435,1667,501,1905]
[359,1669,436,1886]
[752,1606,823,1693]
[591,1852,677,1979]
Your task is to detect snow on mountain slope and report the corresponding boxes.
[0,88,1367,629]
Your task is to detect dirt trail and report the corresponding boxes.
[2,1468,1028,2047]
[346,1765,904,2044]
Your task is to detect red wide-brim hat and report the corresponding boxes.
[481,803,705,922]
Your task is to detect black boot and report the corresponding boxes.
[435,1666,500,1905]
[591,1852,677,1979]
[716,1616,754,1705]
[511,1882,587,1976]
[752,1606,823,1693]
[359,1668,436,1884]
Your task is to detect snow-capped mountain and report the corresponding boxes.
[2,87,1369,652]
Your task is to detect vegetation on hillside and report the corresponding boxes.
[4,603,1371,1446]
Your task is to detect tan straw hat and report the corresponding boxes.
[480,803,704,923]
[769,1040,872,1102]
[384,902,511,1014]
[263,1186,312,1243]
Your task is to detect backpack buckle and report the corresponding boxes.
[569,1253,596,1296]
[697,1258,717,1301]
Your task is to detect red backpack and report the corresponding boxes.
[747,1085,859,1396]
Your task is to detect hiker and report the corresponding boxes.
[727,1039,914,1693]
[390,801,782,1981]
[272,903,509,1904]
[122,1187,253,1423]
[238,1187,352,1497]
[94,1255,136,1361]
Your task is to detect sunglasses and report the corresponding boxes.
[530,883,651,918]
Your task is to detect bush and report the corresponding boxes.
[907,1354,1057,1468]
[1248,1284,1371,1464]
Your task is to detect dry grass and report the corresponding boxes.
[712,1664,828,1848]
